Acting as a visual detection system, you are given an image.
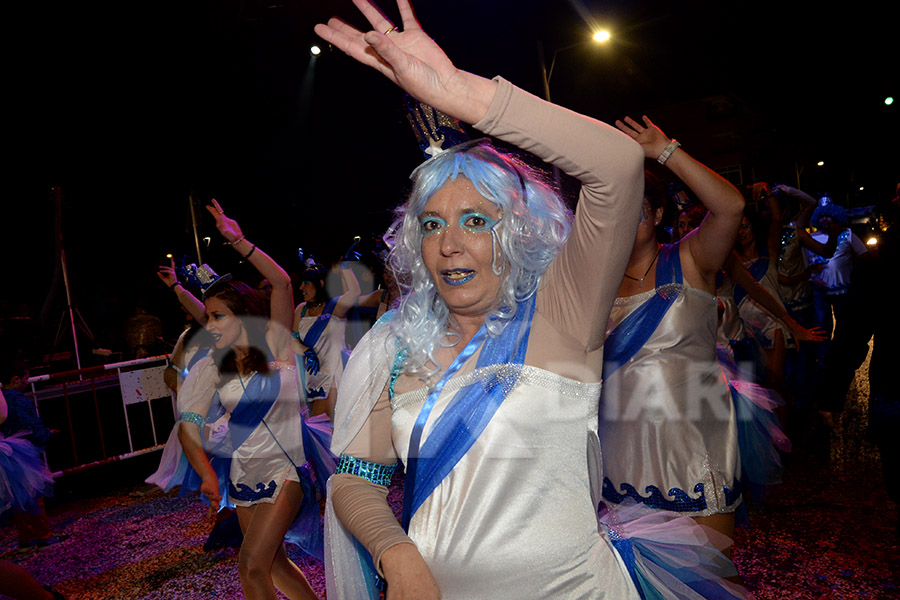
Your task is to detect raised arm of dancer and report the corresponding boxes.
[724,252,826,342]
[615,115,744,287]
[332,254,363,319]
[206,199,294,362]
[157,256,207,325]
[774,184,837,258]
[757,183,784,263]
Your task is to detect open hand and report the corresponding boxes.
[206,199,244,244]
[157,255,179,288]
[315,0,491,124]
[615,115,670,159]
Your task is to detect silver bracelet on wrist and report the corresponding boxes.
[657,139,681,165]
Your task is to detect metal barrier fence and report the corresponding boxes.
[26,355,175,477]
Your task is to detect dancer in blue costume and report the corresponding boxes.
[314,2,754,598]
[293,250,361,420]
[0,387,54,520]
[175,199,319,600]
[599,116,748,565]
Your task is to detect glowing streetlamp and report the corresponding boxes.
[539,29,612,101]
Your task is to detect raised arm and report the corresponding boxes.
[775,184,818,226]
[478,81,644,351]
[157,256,207,325]
[331,239,364,319]
[206,199,294,361]
[754,183,784,264]
[616,115,744,285]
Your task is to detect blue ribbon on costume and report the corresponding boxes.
[733,256,769,306]
[400,295,535,530]
[186,345,210,371]
[300,297,339,348]
[176,366,279,510]
[228,371,280,450]
[298,297,339,376]
[602,244,683,381]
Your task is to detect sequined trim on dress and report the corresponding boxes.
[229,480,277,501]
[335,454,397,487]
[391,364,603,412]
[613,283,715,307]
[601,476,742,513]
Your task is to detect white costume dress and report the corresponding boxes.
[178,356,305,507]
[599,255,742,516]
[326,77,646,599]
[296,309,348,402]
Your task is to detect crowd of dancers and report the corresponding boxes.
[3,1,895,599]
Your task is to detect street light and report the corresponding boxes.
[538,30,611,102]
[537,31,610,186]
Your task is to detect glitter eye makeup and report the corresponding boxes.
[421,216,447,237]
[460,212,499,234]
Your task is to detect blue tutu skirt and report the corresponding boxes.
[0,432,54,514]
[718,346,791,490]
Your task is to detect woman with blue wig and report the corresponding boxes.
[313,2,747,599]
[316,1,642,597]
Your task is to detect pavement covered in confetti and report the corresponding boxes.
[2,370,897,599]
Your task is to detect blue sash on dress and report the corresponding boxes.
[178,358,279,506]
[733,257,769,306]
[602,244,683,381]
[401,295,535,530]
[186,345,210,371]
[300,297,339,348]
[297,297,339,379]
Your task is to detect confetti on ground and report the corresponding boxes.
[2,361,897,599]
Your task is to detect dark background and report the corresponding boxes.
[5,0,896,365]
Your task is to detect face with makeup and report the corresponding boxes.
[420,177,503,323]
[204,296,248,349]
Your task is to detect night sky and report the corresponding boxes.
[7,0,896,361]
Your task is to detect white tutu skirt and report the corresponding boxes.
[600,500,753,599]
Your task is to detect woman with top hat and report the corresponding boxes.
[175,199,319,600]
